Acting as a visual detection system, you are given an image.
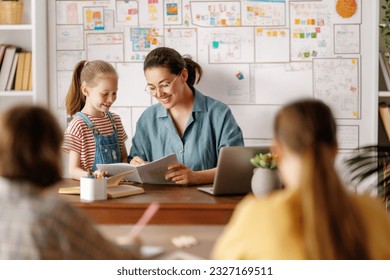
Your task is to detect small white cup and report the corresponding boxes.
[80,177,107,201]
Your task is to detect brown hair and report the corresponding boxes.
[143,47,202,89]
[274,99,370,259]
[0,105,63,187]
[65,60,118,116]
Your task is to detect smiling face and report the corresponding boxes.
[144,67,187,110]
[82,74,118,116]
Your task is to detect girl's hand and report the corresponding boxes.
[93,170,108,179]
[165,163,196,185]
[130,156,147,166]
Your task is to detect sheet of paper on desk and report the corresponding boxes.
[96,153,178,184]
[141,246,165,260]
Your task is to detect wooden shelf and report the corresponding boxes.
[0,91,33,97]
[0,0,47,112]
[0,24,32,31]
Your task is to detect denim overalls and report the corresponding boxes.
[75,111,121,171]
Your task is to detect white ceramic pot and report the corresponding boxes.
[251,168,282,197]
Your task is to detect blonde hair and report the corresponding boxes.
[0,105,63,187]
[65,60,118,116]
[274,99,370,259]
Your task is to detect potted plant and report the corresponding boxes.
[343,145,390,211]
[250,152,282,196]
[0,0,24,25]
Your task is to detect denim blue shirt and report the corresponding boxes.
[129,89,244,171]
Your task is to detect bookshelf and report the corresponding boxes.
[0,0,48,112]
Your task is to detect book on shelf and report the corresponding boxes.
[0,46,21,91]
[21,52,31,91]
[58,184,145,199]
[5,52,19,90]
[27,59,32,90]
[0,44,8,70]
[14,52,25,91]
[379,102,390,141]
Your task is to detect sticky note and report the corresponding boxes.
[212,41,219,49]
[236,72,244,80]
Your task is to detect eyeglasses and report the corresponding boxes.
[144,73,180,96]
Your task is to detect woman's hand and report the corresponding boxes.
[165,162,196,185]
[130,156,147,166]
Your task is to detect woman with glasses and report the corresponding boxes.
[129,47,244,185]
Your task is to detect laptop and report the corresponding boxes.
[197,146,270,196]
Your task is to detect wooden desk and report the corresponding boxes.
[55,179,244,225]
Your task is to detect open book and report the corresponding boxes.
[58,170,145,199]
[58,184,144,199]
[96,153,178,184]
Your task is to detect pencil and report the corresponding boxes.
[128,202,160,239]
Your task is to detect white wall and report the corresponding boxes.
[47,0,378,179]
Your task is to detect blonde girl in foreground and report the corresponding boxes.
[212,99,390,259]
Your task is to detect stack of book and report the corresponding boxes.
[0,44,32,91]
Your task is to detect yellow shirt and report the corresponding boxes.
[212,189,390,259]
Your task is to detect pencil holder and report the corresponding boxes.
[80,177,107,201]
[0,1,24,25]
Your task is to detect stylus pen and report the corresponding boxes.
[128,202,160,239]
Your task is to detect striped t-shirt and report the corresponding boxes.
[62,112,128,171]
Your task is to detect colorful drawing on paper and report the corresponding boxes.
[115,0,139,25]
[290,1,333,61]
[190,1,241,27]
[83,7,104,30]
[130,28,162,51]
[241,0,286,26]
[336,0,358,19]
[165,1,181,23]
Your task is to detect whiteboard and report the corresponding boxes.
[48,0,378,151]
